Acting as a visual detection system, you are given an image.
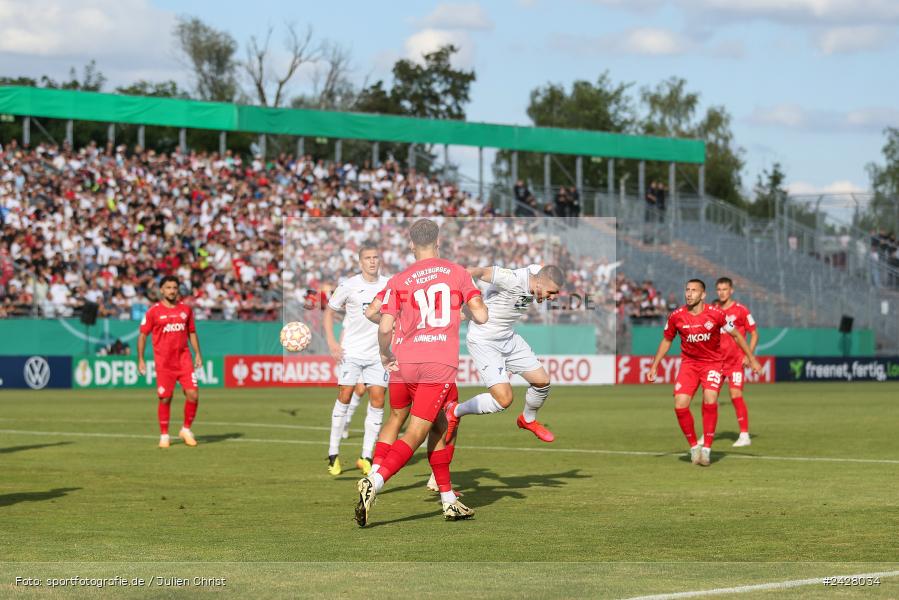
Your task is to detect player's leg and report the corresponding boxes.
[726,364,751,446]
[673,362,701,463]
[357,384,385,474]
[429,385,463,495]
[450,339,512,439]
[427,409,473,520]
[176,367,199,447]
[342,381,367,439]
[697,365,723,466]
[156,376,174,449]
[370,379,412,475]
[517,365,554,442]
[329,360,363,475]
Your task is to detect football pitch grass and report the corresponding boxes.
[1,383,897,599]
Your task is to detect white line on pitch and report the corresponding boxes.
[1,428,898,465]
[620,569,899,600]
[0,417,347,433]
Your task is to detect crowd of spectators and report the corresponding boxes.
[0,140,492,320]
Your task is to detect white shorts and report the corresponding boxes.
[337,356,389,387]
[467,333,542,388]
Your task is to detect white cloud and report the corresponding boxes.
[417,3,494,31]
[786,180,867,195]
[814,26,896,54]
[0,0,179,86]
[749,104,899,133]
[683,0,899,25]
[404,29,475,68]
[551,28,694,57]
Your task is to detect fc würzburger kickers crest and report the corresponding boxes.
[704,320,714,330]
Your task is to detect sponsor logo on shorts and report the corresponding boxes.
[157,386,166,395]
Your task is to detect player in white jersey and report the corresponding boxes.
[446,264,565,443]
[323,241,390,477]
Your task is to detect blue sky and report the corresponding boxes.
[1,0,897,202]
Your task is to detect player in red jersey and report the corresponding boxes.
[714,277,759,447]
[354,219,488,526]
[137,276,203,449]
[647,279,760,467]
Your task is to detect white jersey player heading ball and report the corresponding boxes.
[446,263,565,444]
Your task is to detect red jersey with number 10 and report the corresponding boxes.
[380,257,481,368]
[663,303,733,363]
[139,301,196,371]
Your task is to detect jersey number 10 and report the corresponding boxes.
[414,283,451,329]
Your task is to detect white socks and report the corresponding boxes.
[440,491,458,504]
[329,399,349,456]
[455,392,506,417]
[342,392,361,437]
[370,472,385,492]
[362,403,383,460]
[522,384,550,423]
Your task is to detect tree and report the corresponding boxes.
[864,127,899,234]
[389,45,475,120]
[640,77,744,204]
[493,72,635,193]
[750,162,788,220]
[174,16,239,102]
[116,80,189,98]
[243,24,318,108]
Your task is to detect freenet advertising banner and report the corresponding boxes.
[776,357,899,382]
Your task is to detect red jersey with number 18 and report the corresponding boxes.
[380,257,481,368]
[663,303,733,363]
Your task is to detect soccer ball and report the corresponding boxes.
[280,321,312,352]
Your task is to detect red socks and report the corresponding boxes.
[428,448,453,493]
[158,401,171,435]
[731,396,749,433]
[183,400,198,429]
[376,440,414,483]
[446,443,455,464]
[372,441,392,468]
[674,407,697,446]
[702,403,718,448]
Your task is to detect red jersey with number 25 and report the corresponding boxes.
[718,302,756,363]
[139,302,196,371]
[664,303,733,363]
[380,257,481,368]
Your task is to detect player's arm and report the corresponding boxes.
[189,331,202,369]
[466,266,496,284]
[378,313,398,371]
[743,329,760,366]
[323,305,344,361]
[364,294,384,324]
[466,294,488,324]
[727,328,761,373]
[137,332,148,376]
[647,338,673,383]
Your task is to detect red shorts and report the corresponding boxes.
[721,357,746,391]
[156,354,197,398]
[391,363,458,422]
[673,360,723,397]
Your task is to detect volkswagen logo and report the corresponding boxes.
[24,356,51,390]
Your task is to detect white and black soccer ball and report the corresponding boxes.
[280,321,312,352]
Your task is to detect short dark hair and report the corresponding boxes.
[715,277,733,288]
[538,265,565,288]
[409,219,439,246]
[358,240,380,258]
[159,275,179,287]
[686,278,706,291]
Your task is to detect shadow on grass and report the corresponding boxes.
[0,441,73,454]
[0,487,81,508]
[715,430,760,443]
[195,432,244,444]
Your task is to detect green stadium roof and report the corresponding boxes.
[0,86,705,163]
